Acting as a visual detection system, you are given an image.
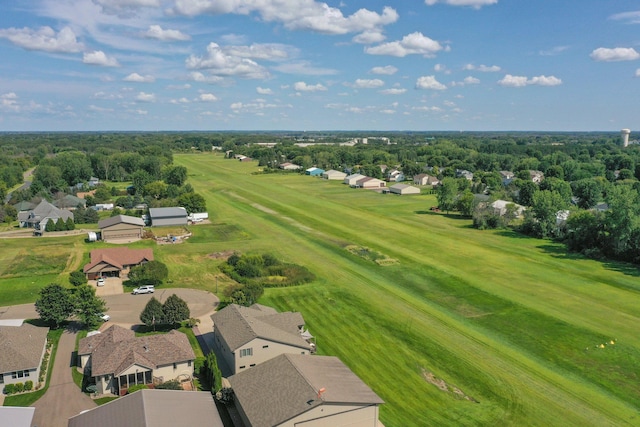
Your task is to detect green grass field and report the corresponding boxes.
[1,153,639,426]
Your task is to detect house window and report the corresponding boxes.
[23,370,30,377]
[240,348,253,358]
[249,364,256,367]
[173,363,177,370]
[188,360,192,367]
[262,345,269,348]
[17,371,24,378]
[0,374,4,384]
[239,366,246,369]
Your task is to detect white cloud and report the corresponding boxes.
[143,25,190,41]
[353,31,386,44]
[225,43,294,61]
[413,105,442,112]
[380,109,395,114]
[425,0,497,8]
[167,84,191,90]
[83,50,120,67]
[463,63,501,72]
[188,72,224,84]
[135,91,155,102]
[123,72,155,82]
[415,75,447,90]
[170,97,190,104]
[0,92,19,112]
[371,65,397,75]
[464,76,480,84]
[353,79,384,88]
[590,47,640,62]
[272,61,338,75]
[172,1,398,36]
[257,87,274,95]
[93,0,160,15]
[198,93,218,102]
[186,42,269,79]
[294,81,327,92]
[498,74,562,87]
[0,26,82,53]
[365,32,443,57]
[380,88,406,95]
[636,69,640,77]
[609,11,640,24]
[539,45,569,56]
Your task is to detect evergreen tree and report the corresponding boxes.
[162,294,190,326]
[140,297,164,330]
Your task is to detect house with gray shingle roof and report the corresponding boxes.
[211,304,312,375]
[78,325,195,395]
[229,353,384,427]
[0,322,49,391]
[17,199,74,231]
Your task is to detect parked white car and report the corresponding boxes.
[96,278,105,287]
[98,313,110,322]
[132,285,155,295]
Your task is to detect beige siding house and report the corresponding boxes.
[0,322,49,391]
[389,184,420,195]
[98,215,145,242]
[78,325,195,395]
[211,304,312,375]
[355,177,386,189]
[83,247,153,280]
[343,173,366,186]
[413,173,440,186]
[229,354,384,427]
[322,169,347,180]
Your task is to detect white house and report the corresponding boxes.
[0,322,49,391]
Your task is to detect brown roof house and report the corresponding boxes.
[211,304,313,375]
[98,215,145,242]
[83,247,153,280]
[68,389,224,427]
[0,321,49,391]
[78,325,195,396]
[229,354,384,427]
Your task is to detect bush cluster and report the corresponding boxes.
[221,252,315,288]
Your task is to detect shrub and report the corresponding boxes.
[3,384,15,394]
[24,380,33,391]
[156,380,182,390]
[14,382,24,393]
[127,384,149,394]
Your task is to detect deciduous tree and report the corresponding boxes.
[35,283,75,328]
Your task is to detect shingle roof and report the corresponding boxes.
[17,200,74,223]
[211,304,308,352]
[0,323,49,373]
[229,354,384,427]
[68,389,224,427]
[98,214,145,229]
[148,207,187,218]
[78,325,195,377]
[82,248,154,273]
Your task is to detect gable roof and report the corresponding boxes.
[68,389,223,427]
[53,194,86,209]
[148,207,187,218]
[83,248,154,273]
[17,200,74,223]
[0,323,49,373]
[98,214,145,229]
[78,325,195,377]
[211,304,308,352]
[229,354,383,427]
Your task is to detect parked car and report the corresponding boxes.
[97,277,105,286]
[98,313,110,322]
[132,285,155,295]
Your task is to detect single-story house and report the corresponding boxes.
[279,162,301,170]
[355,176,386,189]
[78,325,195,395]
[490,200,525,217]
[413,173,440,186]
[322,169,347,180]
[229,354,384,427]
[389,183,420,195]
[0,322,49,391]
[83,247,153,280]
[343,173,366,186]
[0,407,35,427]
[148,207,188,227]
[305,167,324,176]
[68,389,223,427]
[387,168,405,182]
[17,200,74,231]
[98,215,145,242]
[499,171,515,185]
[53,195,86,210]
[529,170,545,183]
[456,169,474,181]
[211,304,313,375]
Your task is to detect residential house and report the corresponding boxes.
[211,304,312,375]
[83,247,153,280]
[0,407,35,427]
[229,354,384,427]
[0,322,49,391]
[148,207,188,227]
[413,173,440,186]
[53,195,86,210]
[17,200,74,231]
[499,171,515,186]
[355,176,386,189]
[387,168,405,182]
[343,173,366,186]
[305,167,324,177]
[98,215,145,242]
[556,210,571,227]
[389,184,420,195]
[13,201,35,212]
[529,170,545,183]
[322,169,347,180]
[67,389,223,427]
[78,325,195,395]
[490,200,525,217]
[279,162,301,171]
[456,169,474,181]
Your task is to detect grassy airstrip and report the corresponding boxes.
[1,153,639,425]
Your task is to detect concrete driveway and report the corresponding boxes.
[93,277,123,297]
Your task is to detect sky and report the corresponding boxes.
[0,0,639,132]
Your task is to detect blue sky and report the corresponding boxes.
[0,0,639,131]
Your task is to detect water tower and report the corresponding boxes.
[621,129,631,147]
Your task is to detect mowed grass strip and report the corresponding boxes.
[175,154,640,426]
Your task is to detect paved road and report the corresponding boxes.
[31,323,96,427]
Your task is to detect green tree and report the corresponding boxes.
[74,284,107,329]
[525,190,568,238]
[3,204,17,223]
[436,177,458,213]
[143,181,168,199]
[131,170,153,195]
[177,192,206,214]
[571,178,604,209]
[129,260,169,286]
[35,283,75,328]
[163,165,188,186]
[55,217,66,231]
[456,190,476,217]
[65,216,75,230]
[140,297,164,330]
[45,218,56,232]
[603,184,640,258]
[162,294,191,326]
[69,271,87,287]
[517,180,538,207]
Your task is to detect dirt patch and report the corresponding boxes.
[208,250,236,260]
[421,368,478,403]
[345,245,397,266]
